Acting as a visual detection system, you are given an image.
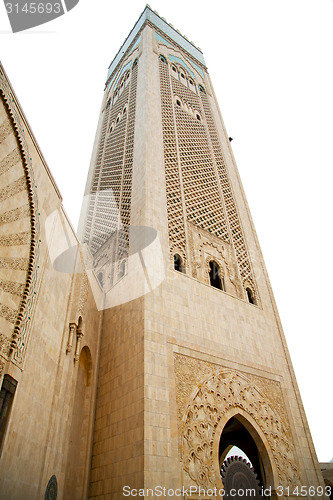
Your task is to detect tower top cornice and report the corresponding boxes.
[106,5,205,82]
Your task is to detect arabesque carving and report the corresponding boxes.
[0,257,29,271]
[248,374,291,436]
[0,149,21,176]
[78,273,89,316]
[175,356,300,489]
[0,332,12,356]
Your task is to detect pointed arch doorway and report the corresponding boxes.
[217,413,276,500]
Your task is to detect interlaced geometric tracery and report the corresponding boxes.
[200,91,257,297]
[83,60,138,283]
[172,78,230,241]
[159,52,259,301]
[159,58,187,262]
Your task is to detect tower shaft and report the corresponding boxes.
[79,7,324,499]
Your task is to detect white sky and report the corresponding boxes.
[1,0,332,463]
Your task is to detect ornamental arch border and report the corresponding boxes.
[181,369,300,491]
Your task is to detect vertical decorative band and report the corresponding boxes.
[159,58,187,261]
[0,68,40,368]
[200,91,258,300]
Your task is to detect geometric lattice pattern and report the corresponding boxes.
[172,78,230,241]
[119,62,138,265]
[159,51,258,300]
[83,61,138,267]
[159,59,187,262]
[200,91,257,295]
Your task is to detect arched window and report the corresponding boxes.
[199,85,206,94]
[179,70,187,85]
[174,254,184,273]
[209,261,224,290]
[106,98,111,109]
[159,55,167,64]
[176,99,181,107]
[246,287,256,305]
[133,59,138,68]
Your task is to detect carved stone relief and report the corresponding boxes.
[0,75,40,368]
[248,373,291,437]
[0,332,11,356]
[174,354,300,490]
[78,273,89,317]
[158,47,260,304]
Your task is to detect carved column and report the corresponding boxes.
[66,323,77,353]
[74,324,84,363]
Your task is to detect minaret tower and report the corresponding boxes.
[79,6,324,499]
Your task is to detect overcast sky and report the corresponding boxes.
[1,0,332,462]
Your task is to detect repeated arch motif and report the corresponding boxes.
[159,53,200,94]
[105,58,138,112]
[112,69,130,103]
[173,95,202,122]
[170,62,197,92]
[109,105,128,134]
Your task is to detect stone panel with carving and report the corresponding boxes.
[248,373,291,437]
[174,354,300,489]
[0,68,40,368]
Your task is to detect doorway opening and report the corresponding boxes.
[219,416,268,499]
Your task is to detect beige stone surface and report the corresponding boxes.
[86,17,324,498]
[0,65,102,500]
[320,463,333,494]
[0,6,326,500]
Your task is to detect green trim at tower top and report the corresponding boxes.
[106,5,206,82]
